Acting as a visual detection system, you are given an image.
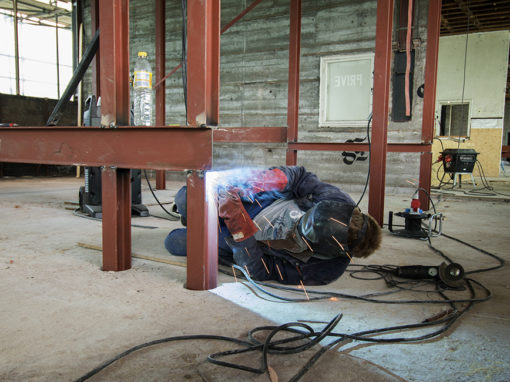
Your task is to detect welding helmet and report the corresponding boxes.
[297,200,367,259]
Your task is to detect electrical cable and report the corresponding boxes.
[75,277,481,382]
[355,114,372,207]
[142,170,180,220]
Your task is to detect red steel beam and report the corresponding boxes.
[419,0,442,210]
[101,167,131,271]
[186,171,218,290]
[288,142,431,153]
[155,0,166,189]
[187,0,220,126]
[90,0,100,97]
[286,0,301,166]
[99,0,130,127]
[369,0,394,226]
[213,126,287,143]
[0,127,213,171]
[185,0,221,290]
[97,0,131,271]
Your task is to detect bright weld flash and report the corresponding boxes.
[275,264,284,280]
[331,235,352,261]
[301,235,314,252]
[299,280,310,300]
[329,217,347,227]
[261,258,270,274]
[232,265,237,282]
[262,215,274,228]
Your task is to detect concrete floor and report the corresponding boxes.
[0,175,509,381]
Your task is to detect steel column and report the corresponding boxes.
[98,0,131,271]
[187,0,220,126]
[419,0,442,210]
[368,0,394,226]
[99,0,130,127]
[286,0,302,166]
[90,0,100,97]
[101,167,131,271]
[186,171,218,290]
[155,0,166,189]
[13,0,20,96]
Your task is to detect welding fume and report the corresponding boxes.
[164,166,382,286]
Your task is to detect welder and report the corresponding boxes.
[165,166,381,285]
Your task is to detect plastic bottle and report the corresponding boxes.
[133,51,153,126]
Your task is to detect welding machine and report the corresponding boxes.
[78,95,148,218]
[441,148,478,173]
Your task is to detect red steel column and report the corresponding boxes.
[155,0,166,189]
[286,0,301,166]
[186,171,218,290]
[98,0,132,270]
[90,0,100,97]
[419,0,442,210]
[187,0,220,126]
[185,1,220,289]
[101,167,132,271]
[368,0,394,226]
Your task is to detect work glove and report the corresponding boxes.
[218,188,258,242]
[246,168,288,194]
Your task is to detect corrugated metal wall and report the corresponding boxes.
[82,0,430,195]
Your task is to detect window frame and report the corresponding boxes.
[319,52,374,128]
[436,100,471,138]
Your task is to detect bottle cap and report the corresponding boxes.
[138,51,147,57]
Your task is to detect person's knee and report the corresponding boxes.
[164,228,187,256]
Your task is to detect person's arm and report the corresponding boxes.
[228,237,302,285]
[276,166,355,205]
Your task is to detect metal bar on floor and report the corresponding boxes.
[368,0,394,226]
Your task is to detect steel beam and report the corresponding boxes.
[155,0,166,189]
[286,0,301,166]
[101,167,131,271]
[369,0,394,226]
[186,171,218,290]
[0,127,213,171]
[213,126,287,143]
[288,142,431,153]
[187,0,220,126]
[419,0,442,210]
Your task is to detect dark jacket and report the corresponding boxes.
[221,166,354,285]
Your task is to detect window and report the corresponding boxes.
[439,102,470,137]
[319,53,374,127]
[0,11,72,99]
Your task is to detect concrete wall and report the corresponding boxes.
[434,31,510,180]
[81,0,433,195]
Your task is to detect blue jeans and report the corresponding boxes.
[164,186,234,264]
